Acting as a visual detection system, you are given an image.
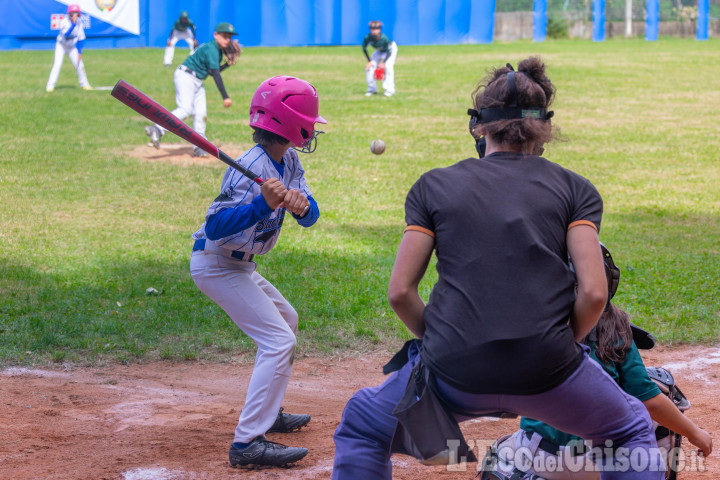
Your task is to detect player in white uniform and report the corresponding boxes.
[46,4,91,92]
[189,76,326,468]
[163,11,198,67]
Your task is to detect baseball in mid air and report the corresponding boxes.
[370,139,386,155]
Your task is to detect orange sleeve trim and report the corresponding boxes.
[404,225,435,238]
[568,220,598,232]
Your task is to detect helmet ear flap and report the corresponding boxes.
[567,243,620,312]
[601,243,620,301]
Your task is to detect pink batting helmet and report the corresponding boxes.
[249,76,326,148]
[67,4,81,14]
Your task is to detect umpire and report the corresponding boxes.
[332,57,665,480]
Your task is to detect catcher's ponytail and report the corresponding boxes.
[586,303,634,364]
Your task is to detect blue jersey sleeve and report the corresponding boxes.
[292,195,319,227]
[204,195,273,240]
[64,22,77,38]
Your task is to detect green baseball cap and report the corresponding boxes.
[215,22,238,35]
[180,11,189,19]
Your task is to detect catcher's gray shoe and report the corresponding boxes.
[266,407,311,433]
[144,125,161,149]
[192,146,209,157]
[229,436,308,468]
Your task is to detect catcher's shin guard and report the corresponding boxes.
[646,366,691,480]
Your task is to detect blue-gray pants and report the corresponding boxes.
[332,346,663,479]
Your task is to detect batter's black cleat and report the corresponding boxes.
[229,436,308,468]
[266,407,311,433]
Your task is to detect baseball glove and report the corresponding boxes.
[224,39,242,66]
[193,39,199,49]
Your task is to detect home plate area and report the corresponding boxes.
[2,343,718,479]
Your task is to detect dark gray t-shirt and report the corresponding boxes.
[404,152,603,395]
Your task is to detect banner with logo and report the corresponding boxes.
[1,0,139,37]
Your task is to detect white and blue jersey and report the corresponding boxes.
[193,145,319,256]
[56,17,86,53]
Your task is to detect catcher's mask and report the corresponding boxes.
[467,63,553,158]
[249,76,327,153]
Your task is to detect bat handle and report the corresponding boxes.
[217,149,264,185]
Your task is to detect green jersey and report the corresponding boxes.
[183,39,223,80]
[362,33,392,61]
[172,19,196,35]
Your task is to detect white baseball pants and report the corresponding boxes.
[366,41,398,95]
[156,68,207,139]
[46,41,90,89]
[190,251,299,444]
[163,29,196,66]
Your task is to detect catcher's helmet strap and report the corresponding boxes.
[468,107,552,124]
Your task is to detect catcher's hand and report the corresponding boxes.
[224,39,242,66]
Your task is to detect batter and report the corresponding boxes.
[190,76,326,468]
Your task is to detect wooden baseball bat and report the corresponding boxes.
[111,79,264,185]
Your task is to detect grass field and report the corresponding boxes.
[1,38,718,366]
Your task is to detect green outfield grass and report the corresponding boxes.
[1,38,718,366]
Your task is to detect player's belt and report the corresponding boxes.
[192,238,254,262]
[178,64,198,78]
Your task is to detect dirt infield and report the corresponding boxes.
[1,344,718,480]
[128,142,253,167]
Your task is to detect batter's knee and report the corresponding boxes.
[275,329,297,359]
[285,307,299,333]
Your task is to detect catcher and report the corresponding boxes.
[145,22,242,157]
[481,244,712,479]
